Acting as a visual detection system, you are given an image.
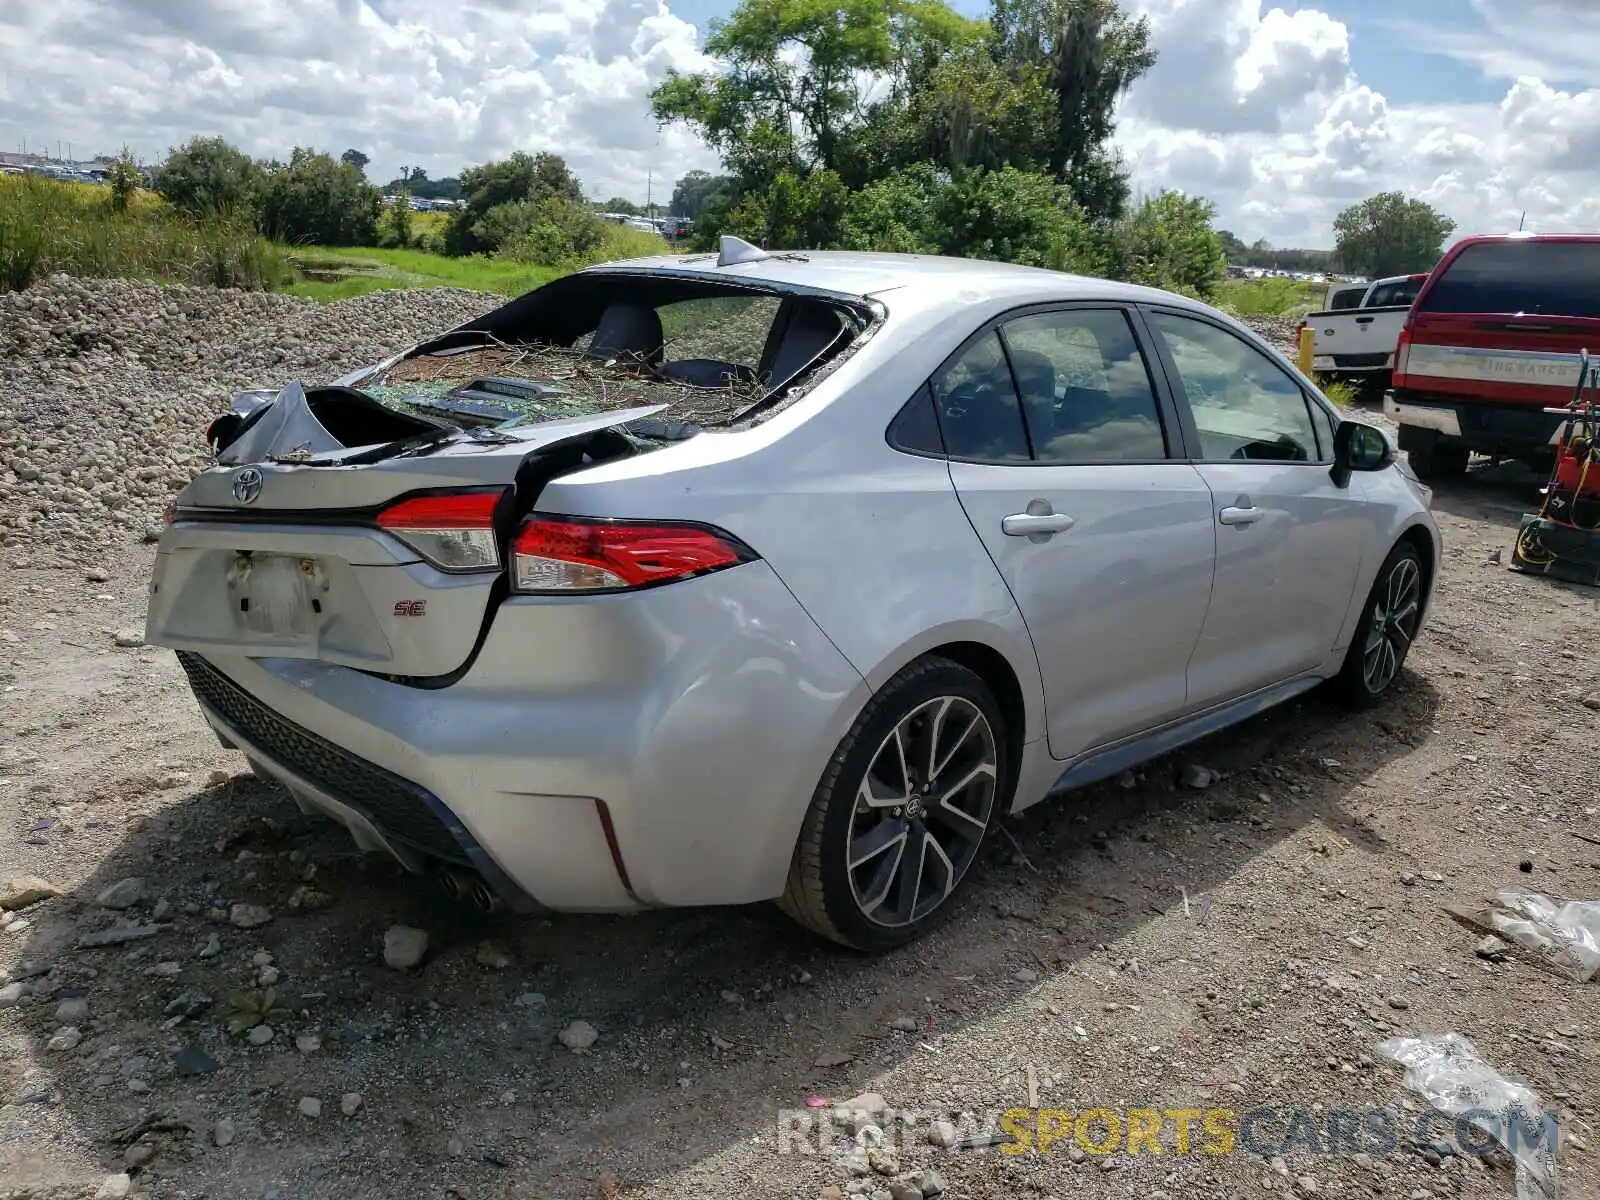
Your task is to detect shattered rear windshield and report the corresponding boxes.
[354,279,859,431]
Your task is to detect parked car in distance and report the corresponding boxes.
[1389,233,1600,480]
[1303,273,1429,398]
[147,244,1441,950]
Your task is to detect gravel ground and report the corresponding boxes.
[1,280,1597,1200]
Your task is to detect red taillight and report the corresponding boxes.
[1393,326,1413,386]
[377,491,502,572]
[512,515,750,593]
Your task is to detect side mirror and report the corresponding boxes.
[1331,420,1395,488]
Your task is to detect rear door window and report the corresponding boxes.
[931,331,1031,462]
[1419,241,1600,318]
[999,309,1169,463]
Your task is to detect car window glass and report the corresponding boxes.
[1365,279,1421,308]
[1001,309,1167,463]
[1149,313,1319,463]
[1309,398,1338,463]
[1418,241,1600,318]
[930,331,1030,461]
[1328,286,1365,311]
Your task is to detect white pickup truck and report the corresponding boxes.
[1301,273,1428,396]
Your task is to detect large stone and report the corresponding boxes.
[558,1020,599,1051]
[95,877,144,909]
[0,874,63,910]
[382,925,428,969]
[228,903,273,929]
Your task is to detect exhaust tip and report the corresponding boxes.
[436,865,467,902]
[470,878,503,914]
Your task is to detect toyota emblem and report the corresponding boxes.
[231,467,264,505]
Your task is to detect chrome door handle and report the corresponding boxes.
[1218,506,1262,526]
[1002,512,1076,536]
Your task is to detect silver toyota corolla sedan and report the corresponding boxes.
[147,240,1440,950]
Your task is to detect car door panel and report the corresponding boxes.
[1143,308,1371,706]
[1187,462,1371,703]
[949,462,1217,759]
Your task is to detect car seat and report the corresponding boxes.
[588,303,665,367]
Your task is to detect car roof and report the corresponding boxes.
[584,249,1194,308]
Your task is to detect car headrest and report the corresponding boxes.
[589,303,664,366]
[767,303,842,385]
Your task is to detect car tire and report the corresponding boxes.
[1333,541,1425,709]
[779,656,1010,951]
[1408,439,1469,482]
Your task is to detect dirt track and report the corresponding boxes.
[2,297,1598,1200]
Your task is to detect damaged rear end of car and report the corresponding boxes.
[146,258,879,914]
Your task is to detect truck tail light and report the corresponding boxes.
[376,491,503,572]
[1393,327,1413,387]
[512,515,754,593]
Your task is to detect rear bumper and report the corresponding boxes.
[1388,392,1568,453]
[178,561,869,912]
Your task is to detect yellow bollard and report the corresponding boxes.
[1297,325,1316,376]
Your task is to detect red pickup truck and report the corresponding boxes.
[1387,233,1600,480]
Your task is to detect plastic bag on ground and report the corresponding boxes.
[1488,890,1600,982]
[1379,1033,1557,1200]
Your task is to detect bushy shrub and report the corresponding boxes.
[155,136,265,222]
[259,148,380,246]
[446,152,586,256]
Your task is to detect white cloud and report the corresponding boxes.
[0,0,719,200]
[1114,0,1600,246]
[5,0,1600,250]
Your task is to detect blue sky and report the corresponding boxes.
[4,0,1600,247]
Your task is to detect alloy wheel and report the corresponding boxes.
[845,695,998,928]
[1362,555,1421,694]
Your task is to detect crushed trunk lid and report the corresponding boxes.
[147,405,666,679]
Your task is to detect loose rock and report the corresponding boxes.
[94,1174,132,1200]
[0,874,63,910]
[298,1096,322,1119]
[382,924,428,969]
[47,1025,83,1051]
[341,1092,364,1117]
[246,1024,275,1045]
[1180,764,1216,789]
[559,1020,599,1051]
[213,1117,236,1148]
[475,940,511,970]
[229,903,273,929]
[95,877,144,909]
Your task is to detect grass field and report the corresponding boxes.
[1209,275,1324,316]
[283,247,564,301]
[0,173,287,291]
[1214,275,1323,318]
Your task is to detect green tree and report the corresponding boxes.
[601,197,645,215]
[259,148,381,245]
[340,148,370,174]
[155,136,265,221]
[651,0,982,181]
[1332,192,1456,277]
[989,0,1156,218]
[1107,190,1226,297]
[670,170,734,219]
[446,152,585,255]
[106,146,144,213]
[858,43,1057,177]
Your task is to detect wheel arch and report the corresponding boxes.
[860,620,1046,751]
